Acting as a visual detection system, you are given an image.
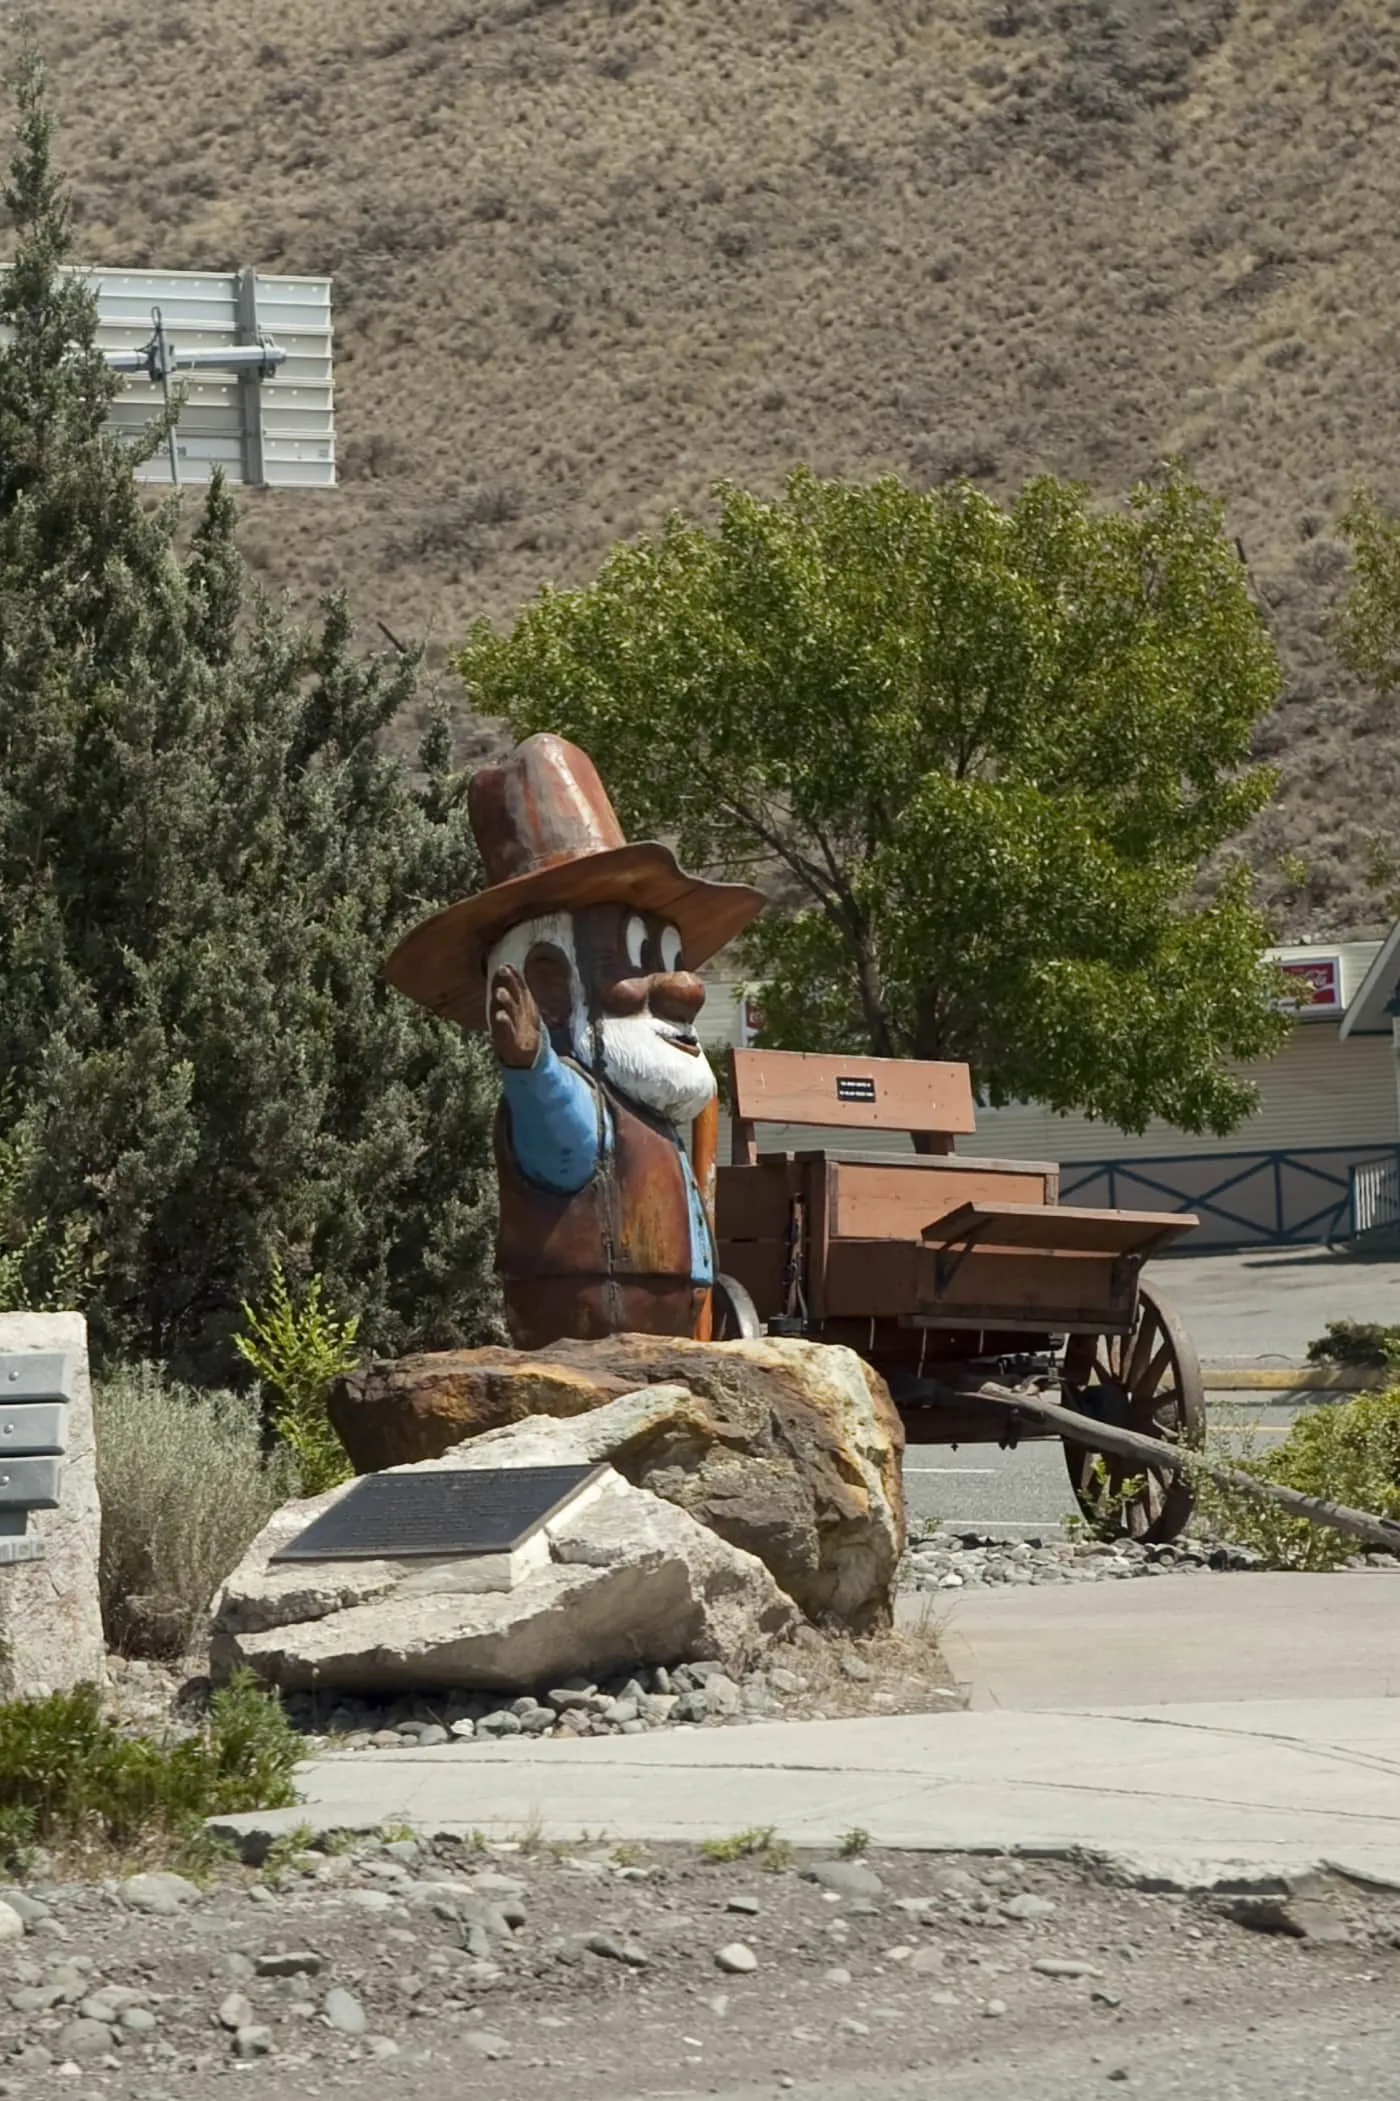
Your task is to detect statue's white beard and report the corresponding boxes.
[579,1012,717,1126]
[487,915,716,1127]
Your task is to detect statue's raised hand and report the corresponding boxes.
[489,965,542,1070]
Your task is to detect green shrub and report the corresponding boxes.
[1197,1387,1400,1570]
[0,1669,297,1859]
[95,1364,294,1658]
[235,1259,358,1495]
[1305,1319,1400,1371]
[0,62,500,1384]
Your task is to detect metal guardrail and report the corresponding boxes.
[0,1353,76,1566]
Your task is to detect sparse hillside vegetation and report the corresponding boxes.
[6,0,1400,929]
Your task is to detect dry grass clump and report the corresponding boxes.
[94,1364,294,1661]
[6,0,1400,931]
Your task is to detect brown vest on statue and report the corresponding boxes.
[494,1069,706,1349]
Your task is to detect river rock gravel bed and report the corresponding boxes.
[0,1837,1396,2099]
[104,1628,965,1759]
[898,1531,1262,1592]
[898,1527,1400,1593]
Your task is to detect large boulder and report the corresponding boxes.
[329,1336,904,1631]
[211,1451,796,1694]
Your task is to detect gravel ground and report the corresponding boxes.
[1,1837,1396,2098]
[898,1532,1260,1593]
[898,1528,1400,1594]
[603,2008,1400,2101]
[104,1625,965,1759]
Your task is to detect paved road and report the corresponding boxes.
[900,1241,1400,1537]
[1151,1246,1400,1365]
[611,2007,1400,2101]
[904,1394,1302,1539]
[903,1435,1069,1537]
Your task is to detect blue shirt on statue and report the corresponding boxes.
[499,1035,714,1284]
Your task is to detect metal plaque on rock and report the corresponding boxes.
[270,1463,608,1563]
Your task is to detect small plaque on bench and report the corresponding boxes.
[270,1464,607,1564]
[836,1075,877,1103]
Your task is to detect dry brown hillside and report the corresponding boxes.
[9,0,1400,931]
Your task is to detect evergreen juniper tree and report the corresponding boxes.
[0,56,499,1374]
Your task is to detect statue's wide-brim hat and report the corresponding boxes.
[383,733,766,1029]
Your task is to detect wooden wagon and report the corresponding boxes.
[711,1048,1204,1542]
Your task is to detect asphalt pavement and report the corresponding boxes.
[1149,1246,1400,1366]
[903,1396,1301,1538]
[903,1436,1071,1537]
[619,2011,1400,2101]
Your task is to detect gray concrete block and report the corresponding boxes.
[0,1315,103,1697]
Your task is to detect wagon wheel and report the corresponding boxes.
[711,1273,763,1341]
[1059,1280,1205,1544]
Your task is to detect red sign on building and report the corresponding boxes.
[740,996,766,1046]
[1278,957,1342,1014]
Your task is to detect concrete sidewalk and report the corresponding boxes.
[925,1571,1400,1710]
[228,1693,1400,1886]
[212,1571,1400,1884]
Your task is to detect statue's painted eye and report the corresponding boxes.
[625,914,647,972]
[659,925,683,973]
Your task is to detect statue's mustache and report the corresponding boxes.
[574,1010,716,1116]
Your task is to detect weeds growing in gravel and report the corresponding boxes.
[257,1822,322,1888]
[0,1669,299,1865]
[252,1823,358,1888]
[701,1827,793,1867]
[516,1808,548,1855]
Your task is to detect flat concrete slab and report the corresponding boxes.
[922,1571,1400,1710]
[252,1697,1400,1885]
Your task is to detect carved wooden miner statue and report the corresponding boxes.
[384,735,765,1348]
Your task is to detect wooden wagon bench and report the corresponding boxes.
[712,1047,1203,1542]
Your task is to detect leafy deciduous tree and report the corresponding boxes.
[459,466,1287,1134]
